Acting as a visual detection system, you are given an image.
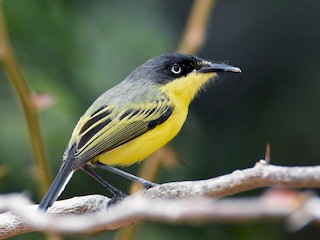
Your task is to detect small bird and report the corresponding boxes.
[38,53,241,211]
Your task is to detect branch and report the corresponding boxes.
[177,0,216,54]
[145,161,320,199]
[0,1,51,195]
[1,162,320,238]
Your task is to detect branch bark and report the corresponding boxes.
[1,162,320,239]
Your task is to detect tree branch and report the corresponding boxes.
[177,0,216,54]
[1,162,320,238]
[0,0,51,196]
[146,161,320,199]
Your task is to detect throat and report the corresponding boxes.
[160,72,216,105]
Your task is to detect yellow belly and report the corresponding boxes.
[91,71,215,166]
[93,103,188,166]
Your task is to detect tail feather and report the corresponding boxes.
[38,156,74,211]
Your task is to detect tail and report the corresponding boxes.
[38,154,74,211]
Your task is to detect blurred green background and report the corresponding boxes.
[1,0,320,239]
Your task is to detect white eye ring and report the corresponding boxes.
[171,64,182,74]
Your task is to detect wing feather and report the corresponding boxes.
[72,96,173,167]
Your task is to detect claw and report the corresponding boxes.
[107,193,127,207]
[143,182,159,189]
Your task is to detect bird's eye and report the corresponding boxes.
[171,64,182,75]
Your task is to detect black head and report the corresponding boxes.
[126,52,240,85]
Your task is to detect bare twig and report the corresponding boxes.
[1,163,320,238]
[177,0,216,54]
[265,143,271,164]
[145,162,320,199]
[0,1,51,196]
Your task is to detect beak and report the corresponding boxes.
[197,62,241,73]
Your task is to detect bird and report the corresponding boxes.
[38,52,241,211]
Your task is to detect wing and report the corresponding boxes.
[71,95,174,168]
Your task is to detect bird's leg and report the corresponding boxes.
[93,162,158,189]
[81,165,126,206]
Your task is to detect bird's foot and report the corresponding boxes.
[142,181,159,189]
[107,193,127,207]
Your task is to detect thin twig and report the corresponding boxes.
[177,0,216,54]
[0,1,51,196]
[265,143,271,164]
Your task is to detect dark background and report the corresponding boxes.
[1,0,320,239]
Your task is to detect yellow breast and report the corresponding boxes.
[94,99,188,166]
[94,71,216,166]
